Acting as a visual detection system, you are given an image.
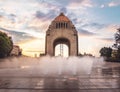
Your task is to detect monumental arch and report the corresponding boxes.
[45,13,78,56]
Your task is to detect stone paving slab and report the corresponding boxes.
[0,89,120,92]
[0,77,120,92]
[0,61,120,92]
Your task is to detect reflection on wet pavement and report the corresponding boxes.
[0,61,120,92]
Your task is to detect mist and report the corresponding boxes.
[0,56,104,77]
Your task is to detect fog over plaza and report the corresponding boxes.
[0,0,120,57]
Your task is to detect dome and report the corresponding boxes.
[54,13,70,22]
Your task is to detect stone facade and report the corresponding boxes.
[10,45,22,56]
[45,13,78,56]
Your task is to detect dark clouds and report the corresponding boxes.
[0,9,16,23]
[60,7,67,13]
[35,11,45,19]
[55,0,69,5]
[81,22,106,29]
[97,37,114,42]
[8,14,16,23]
[0,27,35,43]
[78,29,97,36]
[35,10,57,21]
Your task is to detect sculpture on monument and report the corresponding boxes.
[45,13,78,56]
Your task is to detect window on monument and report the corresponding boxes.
[65,23,67,28]
[56,23,58,29]
[61,23,63,28]
[55,44,69,57]
[56,23,57,28]
[64,23,65,28]
[60,23,61,28]
[65,23,68,28]
[59,23,60,28]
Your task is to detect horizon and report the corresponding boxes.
[0,0,120,57]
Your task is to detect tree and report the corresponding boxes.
[0,31,13,58]
[116,48,120,58]
[113,28,120,48]
[99,47,112,58]
[113,28,120,59]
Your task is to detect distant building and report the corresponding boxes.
[78,52,94,57]
[39,53,46,57]
[10,45,22,56]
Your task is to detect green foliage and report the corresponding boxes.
[99,47,112,58]
[113,28,120,60]
[0,31,13,58]
[106,57,120,62]
[100,28,120,62]
[115,48,120,59]
[113,28,120,49]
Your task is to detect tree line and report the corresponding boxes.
[99,28,120,62]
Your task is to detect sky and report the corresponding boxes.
[0,0,120,57]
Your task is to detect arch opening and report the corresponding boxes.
[53,38,70,57]
[55,44,69,57]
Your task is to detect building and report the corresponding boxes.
[45,13,78,56]
[10,45,22,56]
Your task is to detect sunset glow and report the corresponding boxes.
[0,0,120,57]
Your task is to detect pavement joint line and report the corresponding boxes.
[0,88,120,90]
[0,76,120,79]
[0,75,120,79]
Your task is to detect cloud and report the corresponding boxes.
[92,24,119,43]
[97,37,114,42]
[102,24,119,32]
[108,2,116,7]
[93,0,120,8]
[100,4,105,8]
[81,22,106,29]
[38,0,94,10]
[28,10,56,32]
[35,11,45,19]
[30,8,70,32]
[78,29,97,36]
[35,9,57,20]
[67,0,93,9]
[0,27,35,43]
[0,8,25,30]
[0,9,16,23]
[60,7,67,13]
[108,1,120,7]
[36,0,60,13]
